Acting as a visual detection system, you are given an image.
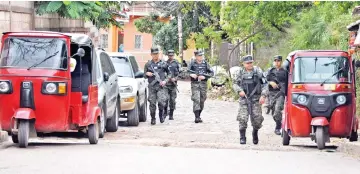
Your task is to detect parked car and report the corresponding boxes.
[95,49,121,136]
[107,52,148,126]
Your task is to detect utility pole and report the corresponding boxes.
[178,8,183,61]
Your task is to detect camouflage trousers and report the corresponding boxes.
[191,81,207,112]
[237,96,264,130]
[269,92,285,123]
[148,85,168,115]
[165,85,177,110]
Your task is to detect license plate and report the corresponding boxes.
[317,98,325,105]
[323,84,336,90]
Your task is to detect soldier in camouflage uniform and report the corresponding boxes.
[233,55,267,145]
[163,50,180,120]
[188,51,214,123]
[144,48,171,125]
[264,55,288,135]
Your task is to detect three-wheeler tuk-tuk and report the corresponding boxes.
[281,50,359,150]
[0,31,103,148]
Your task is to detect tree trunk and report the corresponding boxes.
[178,9,183,61]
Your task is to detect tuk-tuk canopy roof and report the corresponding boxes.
[292,50,348,58]
[347,20,360,32]
[2,31,93,46]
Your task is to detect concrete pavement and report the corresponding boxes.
[0,143,360,174]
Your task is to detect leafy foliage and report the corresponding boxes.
[35,1,130,29]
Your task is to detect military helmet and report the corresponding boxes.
[242,55,254,63]
[194,50,204,56]
[151,47,159,54]
[167,50,175,56]
[274,55,282,61]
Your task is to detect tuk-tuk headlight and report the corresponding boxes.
[336,95,346,105]
[297,95,307,104]
[46,83,57,93]
[42,82,67,95]
[0,81,10,93]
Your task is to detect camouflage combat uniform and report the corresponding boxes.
[188,51,214,123]
[144,56,171,125]
[164,53,180,120]
[233,55,267,144]
[264,56,288,135]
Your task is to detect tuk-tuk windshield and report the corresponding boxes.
[292,57,351,83]
[0,37,68,69]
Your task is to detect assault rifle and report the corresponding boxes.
[168,67,179,92]
[187,70,213,81]
[149,64,164,87]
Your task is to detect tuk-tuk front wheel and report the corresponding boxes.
[315,126,326,150]
[88,119,99,144]
[11,134,19,144]
[282,129,290,146]
[18,120,30,148]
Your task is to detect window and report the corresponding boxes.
[101,34,108,48]
[134,35,142,49]
[0,37,67,69]
[100,52,112,74]
[110,57,134,78]
[292,57,351,83]
[129,56,139,73]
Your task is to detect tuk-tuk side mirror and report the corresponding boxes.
[355,60,360,68]
[70,58,77,72]
[72,48,85,58]
[134,71,144,78]
[103,72,110,82]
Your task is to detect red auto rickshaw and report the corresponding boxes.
[281,50,359,150]
[0,31,102,148]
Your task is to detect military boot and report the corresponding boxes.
[163,106,168,119]
[198,110,203,123]
[159,109,165,123]
[240,129,246,144]
[274,122,281,135]
[194,110,201,123]
[169,109,174,120]
[252,129,259,145]
[150,113,156,125]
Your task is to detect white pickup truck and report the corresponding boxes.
[108,52,148,126]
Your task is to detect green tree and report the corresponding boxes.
[35,1,130,29]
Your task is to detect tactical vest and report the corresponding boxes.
[147,60,167,85]
[242,70,261,96]
[189,60,209,82]
[267,67,287,92]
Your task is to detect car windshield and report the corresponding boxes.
[110,57,133,77]
[0,37,68,69]
[292,56,351,83]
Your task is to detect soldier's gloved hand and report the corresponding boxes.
[146,72,153,77]
[239,91,245,97]
[190,74,198,79]
[160,81,166,86]
[198,76,205,80]
[259,96,266,104]
[269,81,279,89]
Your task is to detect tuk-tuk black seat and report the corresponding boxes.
[71,63,91,103]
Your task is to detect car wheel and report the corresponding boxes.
[99,103,106,138]
[11,134,19,144]
[139,95,147,122]
[127,98,139,126]
[106,98,120,132]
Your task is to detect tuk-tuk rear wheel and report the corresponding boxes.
[88,119,99,145]
[349,130,358,142]
[282,129,290,146]
[315,127,326,150]
[18,120,30,148]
